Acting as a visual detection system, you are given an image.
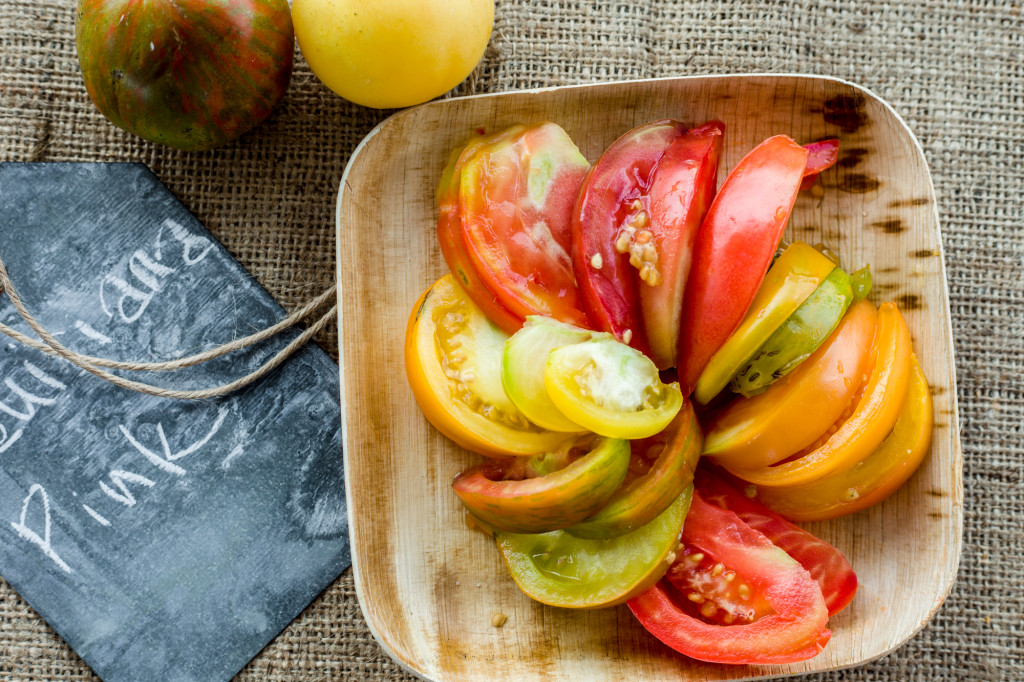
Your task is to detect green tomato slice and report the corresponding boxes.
[731,267,854,397]
[502,316,597,432]
[452,435,630,534]
[545,337,683,440]
[496,487,692,609]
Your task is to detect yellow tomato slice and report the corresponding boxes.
[544,337,683,440]
[694,241,837,405]
[702,299,877,469]
[726,301,913,487]
[405,275,573,457]
[747,355,932,520]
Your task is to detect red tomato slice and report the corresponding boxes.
[676,135,809,393]
[639,121,724,369]
[694,466,858,616]
[571,120,687,353]
[437,129,524,334]
[459,123,592,328]
[628,492,831,664]
[800,138,840,191]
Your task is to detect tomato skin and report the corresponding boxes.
[567,400,702,539]
[437,128,530,334]
[727,301,913,487]
[405,275,572,457]
[676,136,809,393]
[639,121,724,370]
[460,123,592,328]
[572,120,687,353]
[800,138,840,190]
[695,467,858,616]
[749,355,933,521]
[453,436,629,534]
[628,492,830,664]
[76,0,294,151]
[703,299,877,470]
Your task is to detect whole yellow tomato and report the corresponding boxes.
[292,0,494,109]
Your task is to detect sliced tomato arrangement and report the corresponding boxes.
[406,118,935,668]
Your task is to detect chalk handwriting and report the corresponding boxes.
[11,484,72,573]
[0,362,68,455]
[99,217,213,324]
[119,407,228,476]
[99,470,156,507]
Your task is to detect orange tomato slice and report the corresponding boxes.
[404,275,573,457]
[747,355,933,521]
[725,301,913,487]
[702,299,877,469]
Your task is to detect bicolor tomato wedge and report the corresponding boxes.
[628,492,831,664]
[676,135,809,393]
[694,467,858,616]
[437,129,524,334]
[638,121,724,369]
[453,435,629,534]
[571,120,687,353]
[459,123,592,328]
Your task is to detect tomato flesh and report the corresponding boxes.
[545,336,683,440]
[627,492,830,664]
[695,467,858,616]
[638,121,724,369]
[404,275,572,457]
[437,129,524,334]
[460,123,591,327]
[572,120,686,353]
[800,138,840,190]
[676,135,809,393]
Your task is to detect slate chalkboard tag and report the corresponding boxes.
[0,162,350,682]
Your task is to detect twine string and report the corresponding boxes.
[0,254,337,400]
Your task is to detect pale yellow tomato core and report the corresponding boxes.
[292,0,494,109]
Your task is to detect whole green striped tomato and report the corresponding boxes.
[76,0,294,151]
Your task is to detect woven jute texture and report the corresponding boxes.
[1,1,1021,680]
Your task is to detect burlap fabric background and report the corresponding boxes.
[1,1,1020,680]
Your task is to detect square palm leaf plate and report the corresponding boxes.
[335,74,962,682]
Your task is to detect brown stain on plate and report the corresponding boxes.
[889,197,932,208]
[837,172,881,194]
[913,249,941,258]
[896,293,922,310]
[838,147,869,168]
[871,218,906,234]
[823,94,869,133]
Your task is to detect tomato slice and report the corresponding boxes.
[572,120,687,353]
[545,336,683,440]
[459,123,591,327]
[727,301,913,487]
[453,435,629,534]
[501,315,594,432]
[627,492,830,664]
[677,136,809,393]
[694,241,838,404]
[437,129,524,334]
[638,121,724,369]
[405,275,573,457]
[703,299,877,470]
[749,355,933,521]
[730,266,854,397]
[496,487,691,609]
[800,138,840,190]
[694,467,858,616]
[567,399,702,539]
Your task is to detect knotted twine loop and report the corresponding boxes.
[0,254,337,400]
